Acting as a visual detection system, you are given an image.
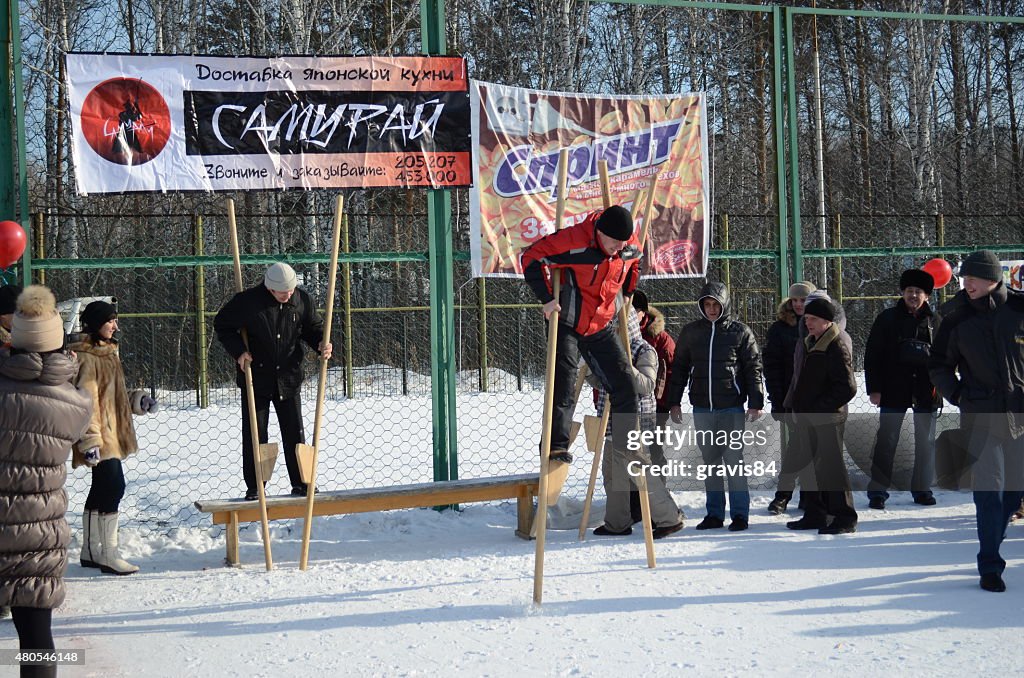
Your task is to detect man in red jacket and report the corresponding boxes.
[521,205,641,461]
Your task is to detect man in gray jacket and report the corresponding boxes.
[929,250,1024,593]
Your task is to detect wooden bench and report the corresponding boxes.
[194,473,541,566]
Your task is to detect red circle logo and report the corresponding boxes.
[80,78,171,166]
[653,239,696,273]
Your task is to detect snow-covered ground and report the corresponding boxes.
[4,492,1022,676]
[2,369,1022,675]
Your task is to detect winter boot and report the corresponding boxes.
[97,513,139,575]
[80,509,102,569]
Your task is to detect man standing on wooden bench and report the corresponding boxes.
[214,263,332,500]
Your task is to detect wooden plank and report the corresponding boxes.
[205,480,540,525]
[195,474,540,514]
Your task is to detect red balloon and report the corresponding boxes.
[921,258,953,289]
[0,220,27,269]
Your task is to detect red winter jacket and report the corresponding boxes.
[521,212,641,337]
[641,306,676,411]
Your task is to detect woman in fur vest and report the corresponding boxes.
[70,300,157,575]
[0,285,92,677]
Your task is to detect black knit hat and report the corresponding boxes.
[899,269,934,295]
[595,205,634,241]
[0,284,22,315]
[81,300,117,333]
[631,289,649,314]
[959,250,1003,283]
[803,298,836,322]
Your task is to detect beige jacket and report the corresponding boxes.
[69,339,148,468]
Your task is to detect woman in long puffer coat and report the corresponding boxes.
[69,300,157,576]
[0,285,92,677]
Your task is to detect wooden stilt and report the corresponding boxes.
[226,197,274,572]
[298,195,344,571]
[533,149,570,606]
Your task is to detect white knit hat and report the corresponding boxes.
[264,263,298,291]
[11,285,65,353]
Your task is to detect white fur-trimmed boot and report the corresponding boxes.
[97,512,139,575]
[80,509,102,568]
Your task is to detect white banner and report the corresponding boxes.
[66,53,471,194]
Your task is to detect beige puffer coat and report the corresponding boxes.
[0,349,92,609]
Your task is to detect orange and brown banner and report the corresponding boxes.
[66,53,471,194]
[469,82,709,278]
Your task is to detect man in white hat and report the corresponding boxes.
[214,263,332,499]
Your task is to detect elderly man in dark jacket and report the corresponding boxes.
[215,263,332,500]
[786,297,859,534]
[865,269,941,509]
[668,282,765,532]
[929,250,1024,593]
[0,285,93,676]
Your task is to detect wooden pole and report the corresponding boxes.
[533,149,570,606]
[226,197,273,571]
[299,195,344,570]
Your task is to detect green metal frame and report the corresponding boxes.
[421,0,459,485]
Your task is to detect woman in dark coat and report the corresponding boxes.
[0,285,92,677]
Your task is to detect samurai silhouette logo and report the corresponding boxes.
[81,78,171,166]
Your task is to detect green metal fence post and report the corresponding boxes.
[784,7,803,285]
[34,212,44,286]
[478,277,488,392]
[342,214,353,399]
[0,1,13,222]
[11,0,29,287]
[772,5,791,302]
[194,215,209,409]
[422,0,458,485]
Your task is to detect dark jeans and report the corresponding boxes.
[794,420,858,527]
[11,607,55,678]
[550,324,637,453]
[242,388,306,493]
[868,407,937,500]
[83,458,126,513]
[694,406,749,520]
[969,428,1024,575]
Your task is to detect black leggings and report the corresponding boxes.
[11,607,55,678]
[84,458,126,513]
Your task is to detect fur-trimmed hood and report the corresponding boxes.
[777,299,797,326]
[645,305,667,336]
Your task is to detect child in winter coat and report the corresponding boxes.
[70,300,158,575]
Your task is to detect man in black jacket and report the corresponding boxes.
[215,263,332,499]
[929,250,1024,593]
[865,269,941,509]
[668,282,764,532]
